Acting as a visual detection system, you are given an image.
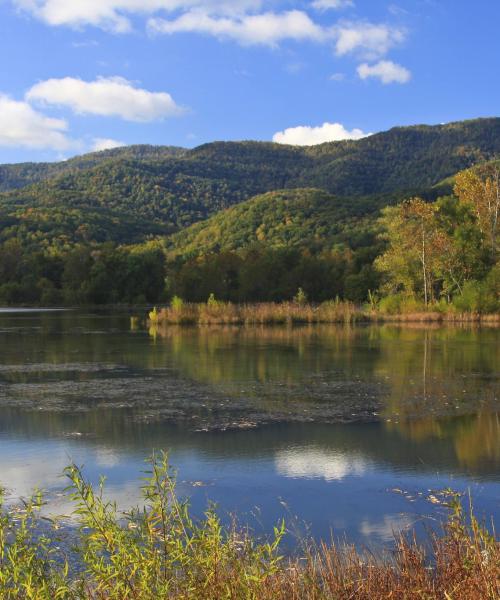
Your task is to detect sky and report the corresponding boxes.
[0,0,498,163]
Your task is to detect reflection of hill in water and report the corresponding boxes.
[149,324,499,419]
[152,323,499,379]
[387,413,500,469]
[0,316,498,471]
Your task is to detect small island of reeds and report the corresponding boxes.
[148,294,500,326]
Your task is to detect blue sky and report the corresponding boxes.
[0,0,498,163]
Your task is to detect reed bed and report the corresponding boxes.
[157,300,364,325]
[0,454,497,600]
[152,300,499,326]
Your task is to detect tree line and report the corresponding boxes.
[0,166,498,312]
[376,164,499,312]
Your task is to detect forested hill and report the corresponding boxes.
[185,117,500,196]
[0,145,186,192]
[1,117,500,247]
[165,189,378,259]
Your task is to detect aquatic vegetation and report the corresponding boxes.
[0,456,498,599]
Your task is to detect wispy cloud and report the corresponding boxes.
[273,121,369,145]
[312,0,354,11]
[91,137,126,151]
[12,1,264,32]
[329,72,345,81]
[26,76,185,122]
[71,40,99,48]
[14,1,407,62]
[148,10,327,47]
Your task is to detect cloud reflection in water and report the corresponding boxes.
[275,447,368,481]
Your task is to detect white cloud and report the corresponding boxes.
[13,0,264,32]
[273,121,369,145]
[312,0,354,10]
[149,11,405,56]
[91,137,126,152]
[26,76,184,122]
[148,10,327,46]
[334,22,405,60]
[0,94,73,150]
[357,60,411,84]
[15,0,407,65]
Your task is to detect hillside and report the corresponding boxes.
[164,188,378,259]
[0,117,499,248]
[0,145,186,192]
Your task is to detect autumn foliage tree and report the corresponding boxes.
[454,165,499,258]
[376,167,499,310]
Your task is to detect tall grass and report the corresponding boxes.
[158,299,362,325]
[0,455,498,599]
[153,298,500,326]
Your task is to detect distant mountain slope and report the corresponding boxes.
[0,117,499,247]
[186,118,500,196]
[0,145,186,192]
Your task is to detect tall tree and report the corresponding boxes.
[454,166,500,258]
[376,198,446,304]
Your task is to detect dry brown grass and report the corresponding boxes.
[155,301,499,326]
[158,300,364,325]
[198,510,500,600]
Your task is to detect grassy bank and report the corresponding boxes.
[149,299,500,326]
[1,455,498,599]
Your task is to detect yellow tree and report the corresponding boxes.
[454,166,499,257]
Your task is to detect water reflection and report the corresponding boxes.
[275,448,368,481]
[389,412,500,468]
[0,312,498,546]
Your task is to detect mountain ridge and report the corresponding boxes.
[1,117,500,248]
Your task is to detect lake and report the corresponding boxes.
[0,309,498,549]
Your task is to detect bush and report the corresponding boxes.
[171,295,184,312]
[378,293,425,315]
[453,272,499,313]
[293,287,308,305]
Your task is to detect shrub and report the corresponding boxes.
[378,293,425,315]
[293,287,308,305]
[207,293,218,307]
[171,295,184,312]
[148,306,159,323]
[453,274,499,313]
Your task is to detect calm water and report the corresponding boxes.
[0,309,498,548]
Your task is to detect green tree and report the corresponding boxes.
[376,199,445,304]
